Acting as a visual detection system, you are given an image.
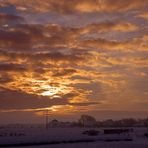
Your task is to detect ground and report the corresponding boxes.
[0,126,148,148]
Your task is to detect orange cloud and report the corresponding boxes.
[80,22,138,34]
[137,12,148,20]
[4,0,148,13]
[0,0,148,116]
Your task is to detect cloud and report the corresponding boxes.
[53,68,77,77]
[31,52,86,63]
[0,76,12,83]
[3,0,148,13]
[0,13,24,27]
[79,38,127,51]
[0,63,26,71]
[69,101,100,106]
[0,23,78,51]
[0,88,68,110]
[79,36,148,51]
[0,4,17,15]
[0,0,148,118]
[137,12,148,20]
[0,88,98,111]
[80,21,138,34]
[0,28,31,50]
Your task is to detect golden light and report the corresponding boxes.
[41,85,62,97]
[40,81,73,97]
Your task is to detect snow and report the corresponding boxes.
[0,126,148,148]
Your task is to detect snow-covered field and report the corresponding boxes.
[0,126,148,148]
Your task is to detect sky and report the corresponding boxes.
[0,0,148,123]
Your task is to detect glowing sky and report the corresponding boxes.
[0,0,148,123]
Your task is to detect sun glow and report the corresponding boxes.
[41,85,62,96]
[34,105,76,117]
[39,82,73,97]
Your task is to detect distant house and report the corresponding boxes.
[79,115,97,127]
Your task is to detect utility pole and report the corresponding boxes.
[45,109,49,129]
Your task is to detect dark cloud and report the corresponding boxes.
[0,28,31,50]
[0,76,12,83]
[0,23,78,52]
[79,38,126,51]
[0,63,26,72]
[32,52,86,63]
[0,24,46,50]
[0,13,25,26]
[0,4,17,15]
[53,68,77,77]
[69,101,100,106]
[0,88,68,110]
[0,88,98,110]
